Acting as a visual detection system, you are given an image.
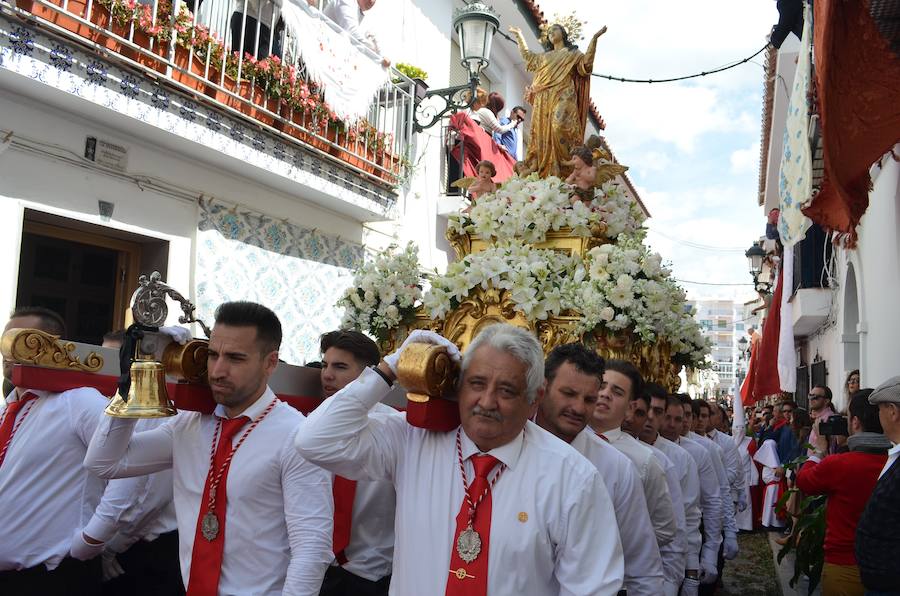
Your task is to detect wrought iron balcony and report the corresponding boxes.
[3,0,415,187]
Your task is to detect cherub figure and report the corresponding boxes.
[564,135,629,204]
[469,160,498,200]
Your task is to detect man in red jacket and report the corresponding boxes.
[796,389,891,596]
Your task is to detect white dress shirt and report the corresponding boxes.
[103,417,178,554]
[295,368,625,596]
[676,436,723,572]
[570,429,663,596]
[709,429,745,505]
[734,436,757,532]
[880,442,900,478]
[0,388,145,571]
[647,443,687,593]
[599,427,677,549]
[690,431,737,536]
[337,402,397,582]
[653,435,702,572]
[84,389,333,595]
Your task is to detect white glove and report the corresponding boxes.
[737,492,748,512]
[724,531,739,560]
[159,325,192,345]
[383,330,461,375]
[100,551,125,582]
[70,530,105,561]
[681,577,700,596]
[699,561,718,585]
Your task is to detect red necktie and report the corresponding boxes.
[186,416,249,596]
[332,476,357,564]
[0,393,38,469]
[446,454,499,596]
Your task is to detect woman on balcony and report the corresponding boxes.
[472,91,520,141]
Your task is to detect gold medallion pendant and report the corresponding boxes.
[201,511,220,541]
[456,526,482,563]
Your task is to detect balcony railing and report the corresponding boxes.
[4,0,415,187]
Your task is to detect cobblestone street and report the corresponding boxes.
[720,531,782,596]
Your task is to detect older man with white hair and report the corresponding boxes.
[295,325,625,595]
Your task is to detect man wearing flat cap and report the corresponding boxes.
[854,376,900,596]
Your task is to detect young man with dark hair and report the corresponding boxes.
[86,301,333,595]
[537,344,664,595]
[642,384,704,596]
[0,308,148,594]
[627,391,687,596]
[679,395,732,593]
[590,360,678,554]
[797,389,891,595]
[696,400,746,555]
[317,330,397,596]
[494,105,527,159]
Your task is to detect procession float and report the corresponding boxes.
[337,16,710,428]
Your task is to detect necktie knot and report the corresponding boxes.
[218,416,249,446]
[5,392,37,415]
[470,454,499,480]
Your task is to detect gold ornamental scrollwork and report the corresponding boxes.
[0,328,103,372]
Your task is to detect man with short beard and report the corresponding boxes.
[86,302,333,595]
[640,385,702,596]
[318,330,396,596]
[624,392,686,596]
[536,343,663,595]
[590,360,678,552]
[296,325,625,594]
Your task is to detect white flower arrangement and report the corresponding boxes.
[423,242,583,321]
[338,242,423,341]
[449,175,645,243]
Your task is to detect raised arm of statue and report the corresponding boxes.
[508,26,536,67]
[578,25,607,76]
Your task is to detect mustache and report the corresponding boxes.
[560,408,585,424]
[471,405,503,422]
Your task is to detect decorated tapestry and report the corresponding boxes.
[197,201,364,365]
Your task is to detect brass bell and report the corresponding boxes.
[106,357,177,418]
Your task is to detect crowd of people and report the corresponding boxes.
[1,303,898,596]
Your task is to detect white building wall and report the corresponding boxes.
[797,149,900,412]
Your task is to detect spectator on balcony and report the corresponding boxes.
[228,2,286,59]
[473,92,520,140]
[493,104,527,160]
[323,0,391,67]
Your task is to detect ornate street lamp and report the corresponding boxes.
[413,2,500,132]
[745,241,771,294]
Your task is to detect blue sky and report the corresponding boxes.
[555,0,777,302]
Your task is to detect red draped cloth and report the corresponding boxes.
[802,0,900,244]
[741,339,760,407]
[753,266,784,400]
[449,112,517,183]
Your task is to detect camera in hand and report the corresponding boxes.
[819,414,849,436]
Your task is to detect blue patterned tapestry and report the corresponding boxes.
[197,201,363,365]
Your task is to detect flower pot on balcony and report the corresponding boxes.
[412,77,429,101]
[171,46,207,94]
[132,31,168,75]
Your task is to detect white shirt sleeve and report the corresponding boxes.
[81,474,155,543]
[282,430,334,596]
[294,367,405,481]
[614,464,664,595]
[709,444,738,536]
[692,447,723,572]
[555,474,625,596]
[324,0,364,39]
[84,415,175,479]
[475,107,517,135]
[680,454,703,571]
[643,455,678,548]
[721,435,746,501]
